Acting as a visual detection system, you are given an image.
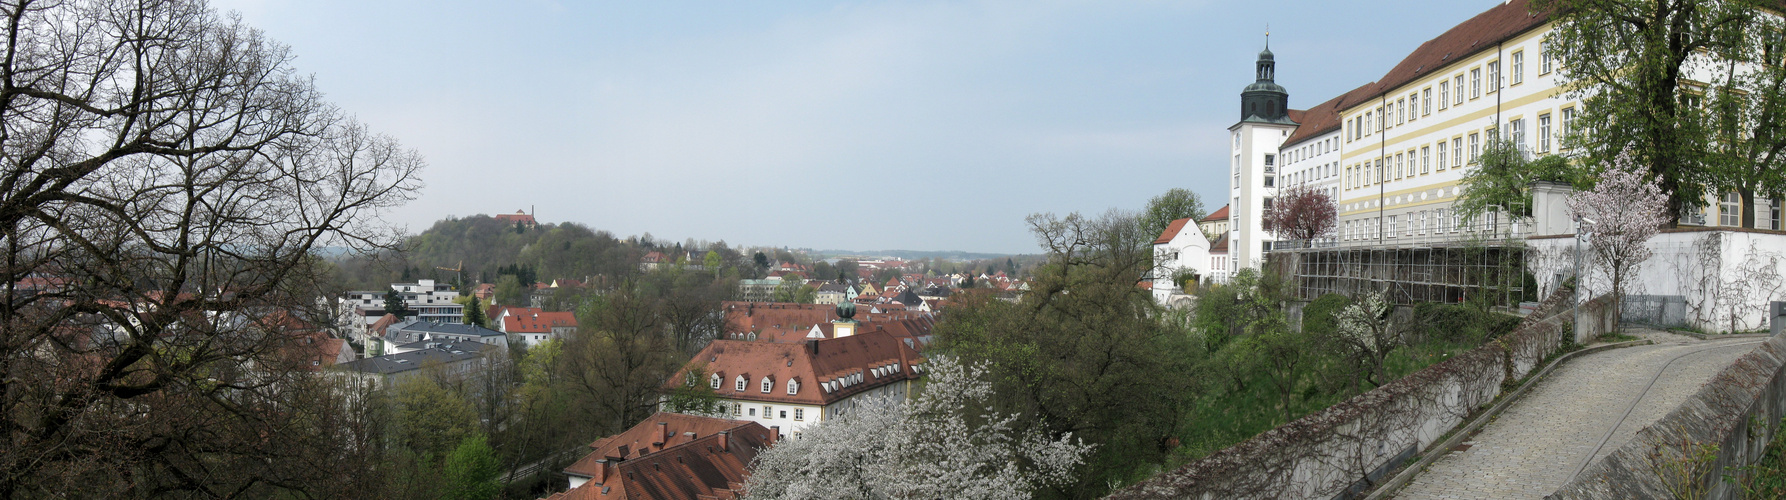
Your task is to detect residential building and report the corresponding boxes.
[552,412,774,499]
[333,340,502,390]
[668,329,925,436]
[383,320,507,354]
[338,279,464,333]
[497,307,578,346]
[1152,217,1212,308]
[1197,205,1230,244]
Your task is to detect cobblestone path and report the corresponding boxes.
[1393,329,1761,499]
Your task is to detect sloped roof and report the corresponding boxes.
[1353,0,1549,109]
[1283,82,1378,148]
[670,330,924,406]
[502,310,578,333]
[1210,233,1230,254]
[549,415,772,500]
[1154,217,1194,245]
[1201,205,1230,223]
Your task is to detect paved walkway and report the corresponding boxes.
[1394,329,1762,499]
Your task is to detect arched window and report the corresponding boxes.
[787,379,799,395]
[734,375,746,392]
[760,377,773,393]
[709,373,722,390]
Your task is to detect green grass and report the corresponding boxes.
[1595,332,1640,343]
[1166,303,1519,467]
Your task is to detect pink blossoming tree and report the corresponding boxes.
[1567,156,1671,325]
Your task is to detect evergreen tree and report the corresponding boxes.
[384,289,412,318]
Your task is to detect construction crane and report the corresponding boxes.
[435,260,465,290]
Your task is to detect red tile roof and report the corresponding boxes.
[1210,233,1230,254]
[553,413,772,500]
[671,330,924,406]
[1351,0,1548,111]
[1200,204,1229,223]
[1153,217,1194,245]
[1282,83,1377,148]
[501,309,578,333]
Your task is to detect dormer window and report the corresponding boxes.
[787,379,799,395]
[710,373,722,390]
[734,375,746,392]
[760,377,773,393]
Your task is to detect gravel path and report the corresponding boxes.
[1393,329,1760,499]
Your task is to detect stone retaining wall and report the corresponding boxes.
[1107,286,1616,500]
[1550,335,1786,500]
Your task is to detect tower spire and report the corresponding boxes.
[1265,25,1270,50]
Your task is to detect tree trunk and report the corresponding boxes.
[1741,188,1756,229]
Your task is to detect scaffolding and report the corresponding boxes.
[1267,239,1531,306]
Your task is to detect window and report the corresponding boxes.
[1365,111,1373,136]
[1721,193,1741,226]
[760,377,772,393]
[787,379,799,395]
[735,376,746,392]
[1419,211,1429,234]
[1378,106,1385,130]
[1397,98,1406,125]
[1409,93,1419,120]
[1453,138,1464,167]
[1455,75,1466,104]
[1263,197,1274,210]
[1773,197,1782,230]
[1469,133,1481,164]
[1509,119,1526,152]
[1538,114,1552,152]
[1388,216,1399,238]
[1561,107,1577,146]
[748,407,757,417]
[1541,40,1553,74]
[794,408,805,421]
[1487,61,1499,93]
[1511,51,1524,85]
[711,373,722,390]
[1423,88,1432,115]
[1440,81,1451,109]
[1437,208,1448,233]
[762,406,772,419]
[1421,146,1430,174]
[1264,154,1275,171]
[779,410,787,419]
[1396,153,1405,179]
[1264,176,1275,188]
[1470,69,1481,98]
[1437,142,1448,171]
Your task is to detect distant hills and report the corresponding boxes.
[808,249,1034,261]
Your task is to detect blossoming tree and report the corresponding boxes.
[1567,156,1671,325]
[744,357,1092,500]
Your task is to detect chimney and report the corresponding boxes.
[770,425,781,442]
[658,421,670,446]
[718,430,730,451]
[807,339,819,355]
[594,458,610,484]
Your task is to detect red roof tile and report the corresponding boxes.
[1201,205,1230,223]
[671,330,924,406]
[1153,217,1195,245]
[556,413,772,500]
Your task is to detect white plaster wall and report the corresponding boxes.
[1528,230,1786,333]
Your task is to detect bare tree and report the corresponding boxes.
[0,0,422,496]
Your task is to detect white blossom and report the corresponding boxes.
[744,357,1092,500]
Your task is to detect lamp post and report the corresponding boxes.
[1574,218,1596,341]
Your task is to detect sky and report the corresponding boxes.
[209,0,1515,255]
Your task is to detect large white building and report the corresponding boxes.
[1224,0,1783,277]
[667,326,924,438]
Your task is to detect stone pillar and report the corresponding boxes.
[1773,301,1785,337]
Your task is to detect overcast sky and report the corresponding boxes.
[210,0,1512,254]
